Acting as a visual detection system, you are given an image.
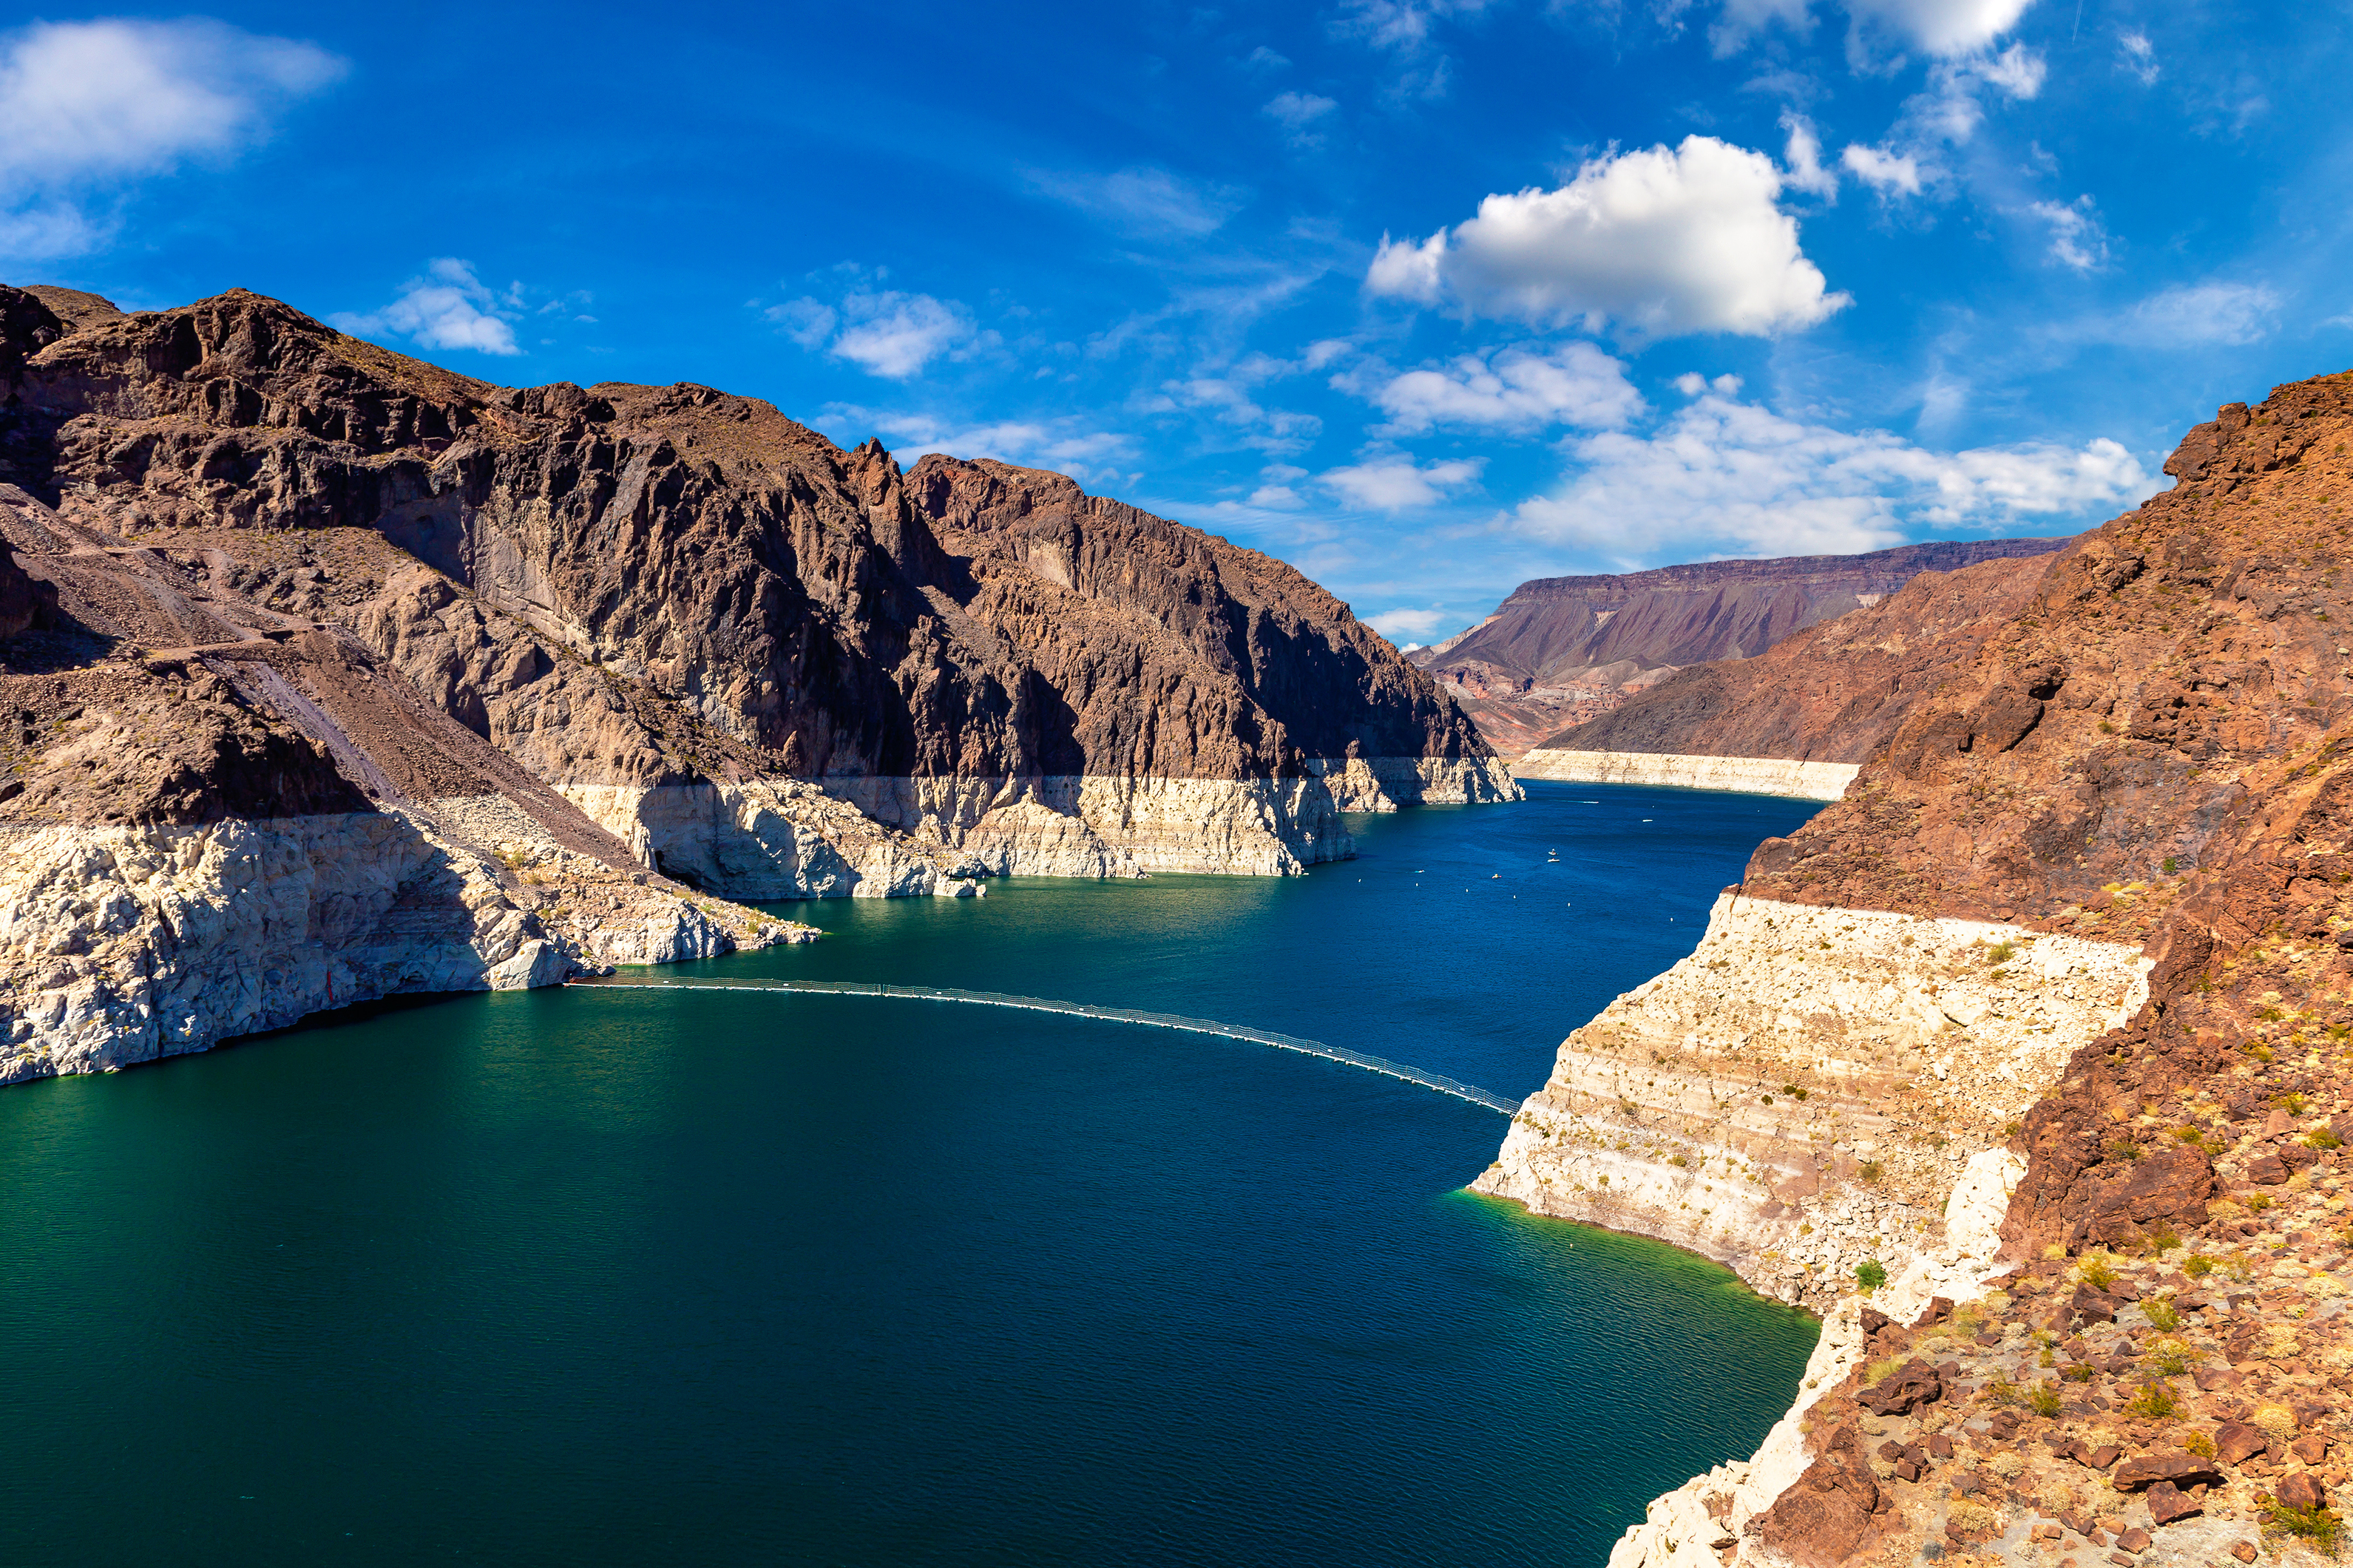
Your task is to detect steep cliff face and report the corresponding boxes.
[0,284,1511,894]
[0,478,816,1087]
[1497,370,2353,1567]
[1411,539,2069,756]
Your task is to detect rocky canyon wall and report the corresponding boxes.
[1500,367,2353,1567]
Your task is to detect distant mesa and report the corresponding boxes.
[1409,537,2071,758]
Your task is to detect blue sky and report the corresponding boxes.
[2,1,2343,643]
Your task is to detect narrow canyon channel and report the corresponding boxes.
[1,781,1823,1566]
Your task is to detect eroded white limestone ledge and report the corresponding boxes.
[565,757,1523,897]
[1511,748,1860,801]
[1473,894,2148,1311]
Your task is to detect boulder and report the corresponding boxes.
[2276,1471,2327,1512]
[1858,1360,1944,1416]
[2248,1153,2289,1185]
[2216,1423,2268,1465]
[2113,1451,2224,1492]
[2145,1481,2201,1525]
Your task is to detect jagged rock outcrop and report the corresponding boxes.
[1498,367,2353,1567]
[1411,539,2068,756]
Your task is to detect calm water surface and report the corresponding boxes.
[0,782,1821,1565]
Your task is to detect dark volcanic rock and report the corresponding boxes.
[2111,1451,2224,1492]
[1857,1360,1943,1416]
[2144,1480,2200,1525]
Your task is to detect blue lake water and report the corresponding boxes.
[0,781,1821,1565]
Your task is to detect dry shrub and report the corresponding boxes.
[2257,1403,2300,1443]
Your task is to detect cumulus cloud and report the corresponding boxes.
[1321,455,1484,511]
[2028,196,2107,272]
[2116,30,2160,85]
[0,16,343,259]
[1511,381,2154,562]
[1844,0,2034,58]
[766,279,986,379]
[1024,165,1245,238]
[1365,136,1848,339]
[331,260,523,356]
[1362,341,1643,435]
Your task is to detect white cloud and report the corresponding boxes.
[1366,605,1451,639]
[1841,143,1923,195]
[331,259,523,356]
[1781,112,1839,199]
[2116,30,2159,86]
[1024,166,1245,237]
[1511,384,2153,562]
[830,292,978,378]
[1264,91,1338,143]
[1364,341,1643,435]
[1843,0,2034,57]
[1365,136,1848,339]
[767,282,984,379]
[2028,197,2107,272]
[1321,455,1484,511]
[0,17,343,259]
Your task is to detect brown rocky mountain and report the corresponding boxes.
[0,282,1511,1085]
[1409,537,2071,756]
[1483,371,2353,1567]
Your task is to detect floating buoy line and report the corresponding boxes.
[570,977,1520,1116]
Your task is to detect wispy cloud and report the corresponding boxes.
[2028,196,2107,273]
[1262,91,1338,147]
[0,17,343,259]
[1023,165,1246,238]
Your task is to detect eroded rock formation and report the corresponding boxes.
[1493,369,2353,1567]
